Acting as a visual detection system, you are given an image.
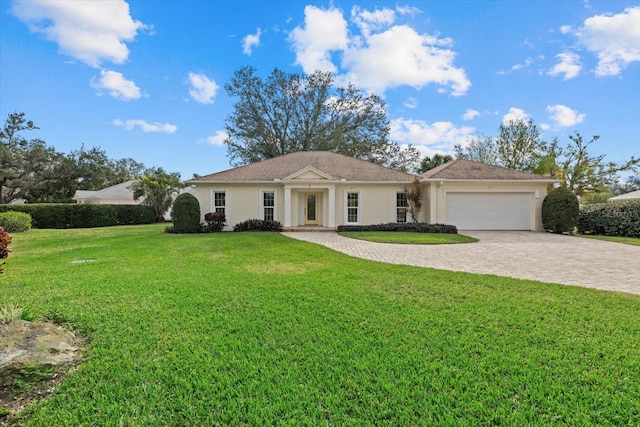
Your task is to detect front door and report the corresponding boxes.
[304,193,319,225]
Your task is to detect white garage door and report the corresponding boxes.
[446,192,532,230]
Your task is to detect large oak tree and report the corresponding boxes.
[223,67,419,171]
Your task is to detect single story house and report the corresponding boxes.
[73,180,195,221]
[187,151,557,231]
[73,180,139,205]
[609,189,640,201]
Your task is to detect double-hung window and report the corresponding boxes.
[346,192,359,224]
[213,191,226,215]
[262,191,275,221]
[396,192,408,223]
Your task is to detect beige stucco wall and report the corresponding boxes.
[192,180,550,230]
[424,181,551,231]
[193,182,410,229]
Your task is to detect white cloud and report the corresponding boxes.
[187,72,219,104]
[288,5,349,74]
[11,0,148,67]
[559,25,572,34]
[575,6,640,76]
[351,6,396,38]
[342,24,471,96]
[403,97,418,109]
[243,28,262,55]
[390,118,475,153]
[288,5,470,96]
[200,131,228,146]
[498,57,534,75]
[547,52,582,79]
[113,119,177,133]
[463,109,480,121]
[546,104,586,127]
[90,70,141,101]
[502,107,529,124]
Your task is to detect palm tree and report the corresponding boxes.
[130,168,182,222]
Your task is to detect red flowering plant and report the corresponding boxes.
[0,227,11,274]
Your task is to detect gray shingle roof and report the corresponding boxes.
[190,151,414,182]
[420,159,556,181]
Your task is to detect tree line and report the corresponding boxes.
[3,67,638,208]
[0,112,180,206]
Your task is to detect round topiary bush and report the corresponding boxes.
[542,186,579,234]
[171,193,201,233]
[0,211,32,233]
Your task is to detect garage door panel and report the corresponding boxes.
[446,192,532,230]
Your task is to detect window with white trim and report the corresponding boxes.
[346,191,359,224]
[396,192,408,223]
[213,191,226,215]
[261,191,276,221]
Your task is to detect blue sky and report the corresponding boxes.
[1,0,639,180]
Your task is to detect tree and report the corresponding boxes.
[405,175,423,222]
[131,168,182,222]
[418,153,453,173]
[223,66,419,171]
[611,174,640,195]
[454,134,499,165]
[552,132,639,196]
[0,112,64,204]
[496,119,545,172]
[25,145,147,203]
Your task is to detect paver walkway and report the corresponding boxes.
[281,231,640,296]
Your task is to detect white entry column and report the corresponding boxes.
[284,186,292,227]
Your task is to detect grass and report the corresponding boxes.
[578,234,640,246]
[1,224,639,425]
[339,231,478,244]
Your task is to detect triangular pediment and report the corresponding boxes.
[283,166,337,182]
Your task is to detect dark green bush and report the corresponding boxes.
[0,204,155,228]
[114,205,156,225]
[542,186,579,234]
[171,193,201,233]
[0,211,32,232]
[337,223,458,234]
[578,200,640,237]
[233,219,282,232]
[203,212,226,233]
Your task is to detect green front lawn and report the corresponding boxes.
[1,225,639,425]
[578,234,640,246]
[339,231,478,244]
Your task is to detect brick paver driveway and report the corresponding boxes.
[282,231,640,296]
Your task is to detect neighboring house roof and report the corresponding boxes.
[609,189,640,201]
[188,151,414,183]
[420,159,557,181]
[73,180,138,202]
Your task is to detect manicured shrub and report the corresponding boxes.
[542,186,579,234]
[337,223,458,234]
[233,219,282,232]
[578,200,640,237]
[0,204,154,228]
[171,193,201,233]
[203,211,226,232]
[0,211,32,232]
[114,205,156,225]
[0,227,11,275]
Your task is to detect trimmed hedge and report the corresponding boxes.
[172,193,201,233]
[233,219,282,232]
[0,211,32,232]
[578,200,640,237]
[337,222,458,234]
[0,204,155,229]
